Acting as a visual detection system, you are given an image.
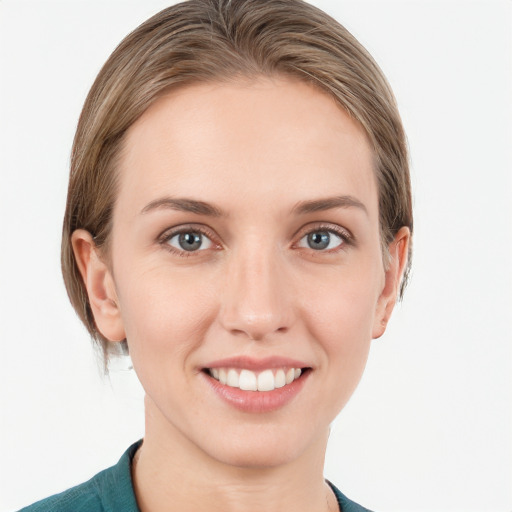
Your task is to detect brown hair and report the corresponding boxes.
[62,0,413,364]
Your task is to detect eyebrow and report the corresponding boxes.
[140,197,223,217]
[140,195,367,217]
[292,195,368,215]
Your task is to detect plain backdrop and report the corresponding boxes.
[1,1,511,511]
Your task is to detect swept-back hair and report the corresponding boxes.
[61,0,413,365]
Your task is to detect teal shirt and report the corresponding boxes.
[18,441,373,512]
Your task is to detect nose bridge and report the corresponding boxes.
[220,237,292,340]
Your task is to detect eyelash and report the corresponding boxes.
[157,222,354,257]
[294,223,354,253]
[158,224,220,258]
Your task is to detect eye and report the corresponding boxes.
[297,229,345,251]
[166,230,213,252]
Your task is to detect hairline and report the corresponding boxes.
[95,72,391,269]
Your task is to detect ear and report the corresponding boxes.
[372,226,410,339]
[71,229,126,342]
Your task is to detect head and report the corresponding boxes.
[63,0,413,468]
[62,0,412,367]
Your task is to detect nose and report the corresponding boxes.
[219,245,294,341]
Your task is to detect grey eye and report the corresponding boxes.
[168,231,212,252]
[298,230,343,251]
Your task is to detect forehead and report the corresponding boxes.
[116,77,378,221]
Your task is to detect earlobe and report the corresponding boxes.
[71,230,126,342]
[372,227,410,339]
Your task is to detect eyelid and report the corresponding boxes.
[293,222,354,250]
[157,223,222,253]
[156,222,353,255]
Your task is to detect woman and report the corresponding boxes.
[20,0,412,510]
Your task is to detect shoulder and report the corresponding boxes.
[17,441,142,512]
[17,480,103,512]
[328,481,375,512]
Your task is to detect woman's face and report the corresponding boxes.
[91,77,405,468]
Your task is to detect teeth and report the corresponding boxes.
[227,369,239,387]
[239,369,257,391]
[208,367,304,391]
[257,369,274,392]
[275,369,286,388]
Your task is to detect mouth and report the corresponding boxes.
[203,366,309,392]
[200,356,312,412]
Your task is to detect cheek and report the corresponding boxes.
[115,262,219,361]
[307,256,381,310]
[302,276,379,415]
[300,261,382,361]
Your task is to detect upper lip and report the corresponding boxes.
[203,356,310,372]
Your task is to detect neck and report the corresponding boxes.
[132,396,338,512]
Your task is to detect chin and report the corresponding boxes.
[212,445,301,470]
[201,423,326,470]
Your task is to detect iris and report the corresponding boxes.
[307,231,331,250]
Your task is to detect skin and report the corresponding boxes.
[73,76,409,512]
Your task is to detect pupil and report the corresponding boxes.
[308,231,330,250]
[179,232,202,251]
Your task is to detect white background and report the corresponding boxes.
[0,1,511,511]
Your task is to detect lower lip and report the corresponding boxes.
[202,370,310,413]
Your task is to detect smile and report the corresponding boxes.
[207,367,303,392]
